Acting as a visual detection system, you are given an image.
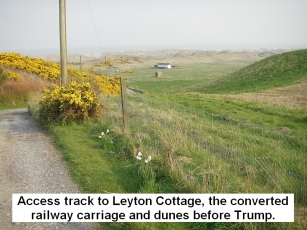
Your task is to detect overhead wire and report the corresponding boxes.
[86,0,103,51]
[0,10,58,47]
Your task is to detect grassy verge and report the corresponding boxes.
[0,103,28,110]
[0,68,51,109]
[44,120,233,230]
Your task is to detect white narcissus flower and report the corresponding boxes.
[99,136,102,138]
[101,132,105,136]
[136,156,142,160]
[137,152,142,157]
[106,129,110,133]
[147,156,151,161]
[145,159,149,163]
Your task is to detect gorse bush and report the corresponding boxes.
[39,81,102,122]
[93,57,134,67]
[0,52,121,95]
[0,52,60,80]
[6,71,23,81]
[0,67,23,83]
[93,75,121,95]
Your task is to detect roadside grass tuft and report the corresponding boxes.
[0,80,47,105]
[0,67,51,108]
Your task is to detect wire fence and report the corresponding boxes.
[101,92,307,206]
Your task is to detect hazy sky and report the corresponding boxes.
[1,0,307,55]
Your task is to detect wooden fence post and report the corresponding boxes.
[120,77,129,135]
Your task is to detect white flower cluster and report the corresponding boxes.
[99,129,110,138]
[98,129,115,153]
[136,152,152,163]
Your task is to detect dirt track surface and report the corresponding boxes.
[0,109,98,230]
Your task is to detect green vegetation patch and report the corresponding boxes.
[0,67,8,83]
[0,103,28,110]
[123,62,250,94]
[202,49,307,94]
[162,93,307,135]
[46,121,213,230]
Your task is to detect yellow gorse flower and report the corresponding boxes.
[39,81,102,122]
[6,71,23,81]
[0,52,121,95]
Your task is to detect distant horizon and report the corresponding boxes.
[1,44,305,57]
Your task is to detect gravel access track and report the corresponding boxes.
[0,108,98,230]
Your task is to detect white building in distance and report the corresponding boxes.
[154,63,172,69]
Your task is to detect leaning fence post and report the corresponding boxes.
[120,77,129,135]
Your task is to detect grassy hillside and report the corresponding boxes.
[201,49,307,94]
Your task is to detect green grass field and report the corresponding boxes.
[123,61,250,94]
[24,49,307,229]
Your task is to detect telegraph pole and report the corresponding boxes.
[59,0,68,86]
